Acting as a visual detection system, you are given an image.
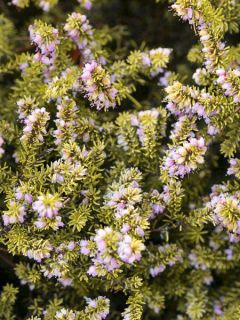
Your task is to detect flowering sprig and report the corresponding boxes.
[165,81,208,118]
[165,81,219,136]
[32,194,64,230]
[29,21,60,79]
[105,180,142,220]
[45,67,81,100]
[206,186,240,234]
[227,158,240,178]
[33,241,76,286]
[81,61,118,110]
[80,168,147,277]
[26,240,53,263]
[54,296,109,320]
[142,47,172,76]
[149,244,183,277]
[55,308,76,319]
[81,227,145,276]
[17,97,38,122]
[2,201,26,226]
[169,115,197,143]
[116,107,167,165]
[121,292,144,320]
[216,68,240,103]
[149,187,170,219]
[130,109,164,151]
[161,137,207,178]
[20,108,50,144]
[117,234,145,264]
[53,97,78,146]
[192,68,210,86]
[50,158,87,187]
[81,296,110,319]
[104,167,149,235]
[64,13,93,58]
[15,186,33,204]
[172,0,227,70]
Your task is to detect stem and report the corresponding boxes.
[126,93,143,110]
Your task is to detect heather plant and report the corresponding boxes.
[0,0,240,319]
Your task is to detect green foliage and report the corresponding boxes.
[0,0,240,319]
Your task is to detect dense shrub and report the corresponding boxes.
[0,0,240,319]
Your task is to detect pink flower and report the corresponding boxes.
[32,194,63,218]
[150,264,166,277]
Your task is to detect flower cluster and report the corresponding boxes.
[29,21,59,77]
[20,108,50,144]
[227,158,240,177]
[2,201,26,226]
[41,241,76,285]
[51,157,87,185]
[105,180,142,220]
[198,24,225,71]
[216,68,240,103]
[169,115,196,142]
[206,187,240,234]
[49,140,88,187]
[149,187,170,219]
[142,47,172,76]
[104,168,149,236]
[80,169,147,276]
[26,240,53,263]
[81,61,118,110]
[83,296,110,320]
[81,227,145,276]
[15,187,33,204]
[17,97,38,122]
[53,97,78,146]
[130,109,161,146]
[165,81,219,136]
[149,244,183,277]
[64,12,93,56]
[54,296,109,320]
[2,183,34,226]
[161,137,207,178]
[32,194,63,230]
[166,82,210,120]
[55,308,76,320]
[117,234,145,264]
[193,68,209,86]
